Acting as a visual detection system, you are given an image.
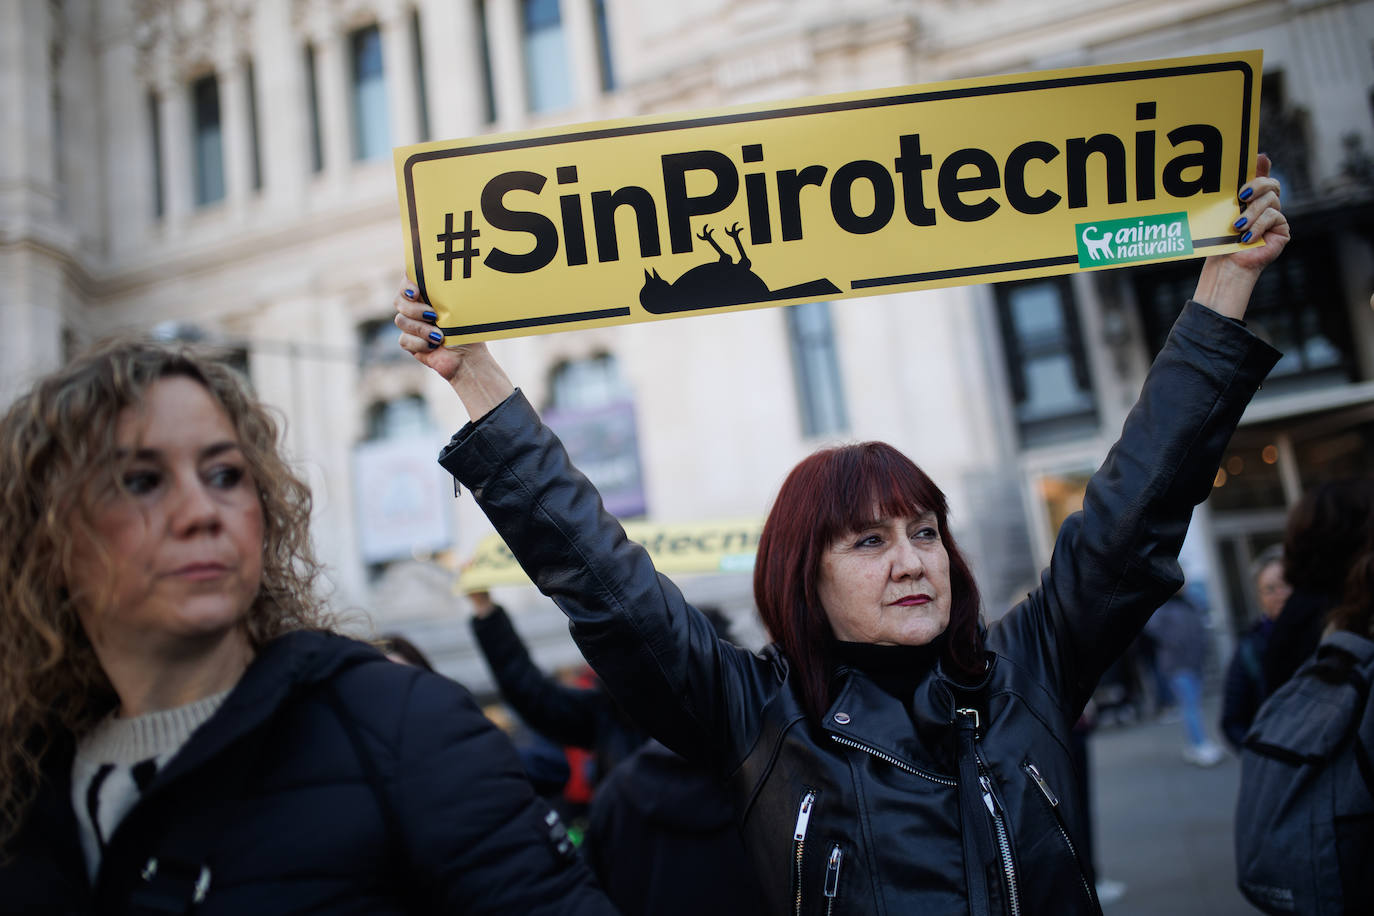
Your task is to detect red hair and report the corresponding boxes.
[753,442,984,722]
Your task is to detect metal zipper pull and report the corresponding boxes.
[979,774,1003,817]
[1024,761,1059,807]
[824,844,843,898]
[794,790,816,841]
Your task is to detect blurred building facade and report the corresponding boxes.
[3,0,1372,688]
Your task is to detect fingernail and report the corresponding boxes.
[1234,216,1248,229]
[404,289,416,299]
[428,339,440,349]
[1239,187,1253,201]
[422,310,437,322]
[427,330,443,343]
[1241,230,1253,244]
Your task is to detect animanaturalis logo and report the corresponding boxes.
[1075,212,1193,268]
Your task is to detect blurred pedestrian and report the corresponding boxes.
[1263,478,1374,694]
[1146,586,1225,766]
[1219,546,1289,750]
[1234,522,1374,913]
[0,339,614,914]
[468,590,649,816]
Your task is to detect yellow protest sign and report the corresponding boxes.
[396,51,1260,345]
[459,518,762,592]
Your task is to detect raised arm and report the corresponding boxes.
[468,595,607,750]
[393,295,774,772]
[992,155,1287,715]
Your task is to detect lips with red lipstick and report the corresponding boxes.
[168,562,231,582]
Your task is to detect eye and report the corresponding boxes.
[206,464,246,490]
[853,533,883,548]
[120,469,161,495]
[913,526,939,541]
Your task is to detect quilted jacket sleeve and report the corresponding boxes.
[375,665,616,915]
[990,301,1279,717]
[439,396,778,774]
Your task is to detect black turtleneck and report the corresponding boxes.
[831,638,945,702]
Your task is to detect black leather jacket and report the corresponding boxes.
[440,301,1278,916]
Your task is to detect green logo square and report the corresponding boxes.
[1075,212,1193,268]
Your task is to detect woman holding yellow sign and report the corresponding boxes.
[395,156,1287,915]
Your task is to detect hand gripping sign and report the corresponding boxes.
[396,51,1261,345]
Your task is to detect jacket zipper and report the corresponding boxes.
[1022,761,1096,907]
[960,709,1021,916]
[793,789,816,916]
[829,734,957,786]
[823,843,843,916]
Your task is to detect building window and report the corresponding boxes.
[1132,233,1357,393]
[594,0,616,91]
[994,278,1097,446]
[245,60,262,190]
[1259,71,1312,202]
[304,44,324,172]
[548,352,630,410]
[522,0,572,113]
[411,10,430,141]
[148,90,164,217]
[351,24,390,160]
[785,301,849,438]
[358,317,410,367]
[475,0,497,123]
[366,394,433,441]
[191,74,225,206]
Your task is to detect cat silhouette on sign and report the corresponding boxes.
[638,222,840,314]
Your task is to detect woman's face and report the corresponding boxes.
[1256,561,1290,620]
[67,376,265,660]
[817,509,952,646]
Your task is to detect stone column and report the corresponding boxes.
[561,0,601,107]
[157,73,193,229]
[379,1,419,147]
[313,24,352,178]
[218,55,253,213]
[253,0,307,211]
[416,0,485,140]
[485,0,528,129]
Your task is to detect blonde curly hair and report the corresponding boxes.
[0,337,333,849]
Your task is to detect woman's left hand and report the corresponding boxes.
[1192,154,1290,319]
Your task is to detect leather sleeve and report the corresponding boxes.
[989,300,1280,718]
[470,605,605,749]
[439,395,776,773]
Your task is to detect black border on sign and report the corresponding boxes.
[404,59,1255,336]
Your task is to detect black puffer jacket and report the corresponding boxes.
[440,302,1277,915]
[1,630,616,915]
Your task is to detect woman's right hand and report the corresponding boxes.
[393,281,515,421]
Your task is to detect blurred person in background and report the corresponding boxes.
[1145,585,1225,766]
[1219,545,1289,750]
[1263,478,1374,694]
[0,340,615,914]
[394,159,1286,913]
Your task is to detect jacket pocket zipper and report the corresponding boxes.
[829,734,957,786]
[1022,760,1096,907]
[823,843,843,916]
[793,789,816,916]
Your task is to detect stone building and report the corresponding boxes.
[3,0,1372,689]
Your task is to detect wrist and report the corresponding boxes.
[1193,259,1260,320]
[448,347,515,421]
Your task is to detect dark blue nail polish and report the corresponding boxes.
[428,330,443,343]
[1241,230,1253,244]
[423,310,437,322]
[428,339,440,349]
[1239,187,1253,201]
[1234,216,1247,229]
[404,289,416,299]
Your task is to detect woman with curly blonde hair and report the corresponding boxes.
[0,339,613,914]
